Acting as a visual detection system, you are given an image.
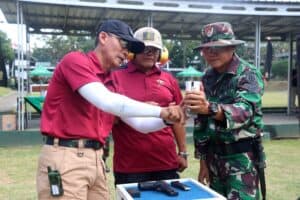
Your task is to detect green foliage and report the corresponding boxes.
[271,59,288,80]
[167,39,184,67]
[166,39,203,69]
[236,44,255,64]
[32,47,52,63]
[32,35,94,65]
[0,31,14,62]
[0,31,15,87]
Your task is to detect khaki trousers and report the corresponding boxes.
[36,144,109,200]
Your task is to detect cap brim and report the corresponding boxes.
[144,42,162,50]
[120,34,145,54]
[193,40,245,50]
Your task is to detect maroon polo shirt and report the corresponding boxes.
[111,61,182,173]
[40,51,115,144]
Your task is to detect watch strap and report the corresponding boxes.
[208,102,218,117]
[178,151,189,159]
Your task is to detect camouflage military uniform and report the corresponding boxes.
[194,53,265,200]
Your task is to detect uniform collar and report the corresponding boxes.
[127,61,161,75]
[87,51,107,76]
[223,53,240,75]
[87,51,113,85]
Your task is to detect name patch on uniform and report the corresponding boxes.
[156,79,165,85]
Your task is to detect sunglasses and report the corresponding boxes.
[108,33,129,49]
[143,46,160,55]
[201,46,228,54]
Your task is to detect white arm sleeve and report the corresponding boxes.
[121,117,167,134]
[78,82,162,117]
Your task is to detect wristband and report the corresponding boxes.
[178,151,189,159]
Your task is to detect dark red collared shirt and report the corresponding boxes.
[111,61,182,173]
[41,51,115,144]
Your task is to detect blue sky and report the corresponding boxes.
[0,9,19,45]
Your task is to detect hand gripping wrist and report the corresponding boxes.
[160,107,171,119]
[163,119,173,126]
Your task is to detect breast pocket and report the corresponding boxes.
[150,83,174,106]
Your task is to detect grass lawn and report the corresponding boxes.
[262,91,288,107]
[179,81,290,108]
[0,87,14,97]
[0,140,299,200]
[181,89,288,108]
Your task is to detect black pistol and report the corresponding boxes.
[138,181,160,190]
[171,181,191,191]
[138,181,178,196]
[156,181,178,196]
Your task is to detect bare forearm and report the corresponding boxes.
[172,123,187,152]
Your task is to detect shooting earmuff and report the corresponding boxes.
[159,46,169,65]
[126,46,169,65]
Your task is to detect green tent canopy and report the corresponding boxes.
[29,65,53,77]
[176,66,204,78]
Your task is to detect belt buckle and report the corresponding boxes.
[69,140,79,148]
[84,140,100,150]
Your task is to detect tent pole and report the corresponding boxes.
[16,0,21,130]
[255,16,261,69]
[287,33,293,115]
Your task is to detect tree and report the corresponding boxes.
[0,30,14,87]
[32,47,52,63]
[32,35,94,65]
[166,39,202,69]
[272,59,288,80]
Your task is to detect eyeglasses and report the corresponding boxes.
[108,33,129,49]
[143,46,160,55]
[201,47,227,54]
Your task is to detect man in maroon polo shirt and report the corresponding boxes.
[37,19,184,200]
[111,27,188,185]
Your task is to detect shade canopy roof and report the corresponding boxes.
[1,0,300,41]
[29,65,53,77]
[176,66,204,78]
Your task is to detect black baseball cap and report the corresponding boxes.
[97,19,145,54]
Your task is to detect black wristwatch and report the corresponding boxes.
[208,102,219,117]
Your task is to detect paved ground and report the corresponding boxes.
[0,91,18,112]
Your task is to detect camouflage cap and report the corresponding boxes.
[194,22,245,50]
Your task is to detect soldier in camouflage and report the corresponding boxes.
[184,22,266,200]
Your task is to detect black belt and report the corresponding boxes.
[211,138,254,156]
[45,136,103,150]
